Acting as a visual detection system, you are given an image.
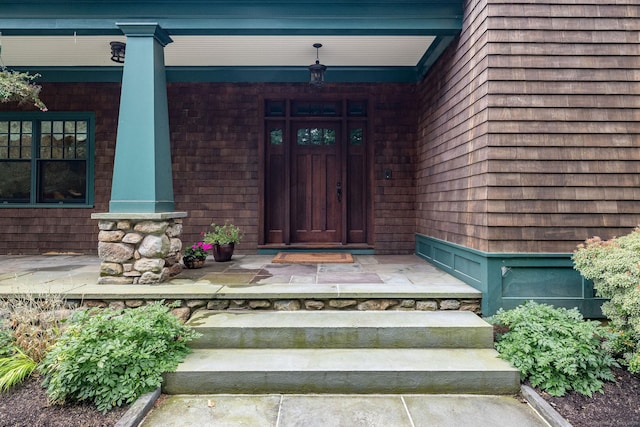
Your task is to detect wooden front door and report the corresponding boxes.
[262,99,369,247]
[290,123,342,243]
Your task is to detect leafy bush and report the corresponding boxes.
[39,302,199,413]
[0,328,14,358]
[573,229,640,372]
[488,301,617,397]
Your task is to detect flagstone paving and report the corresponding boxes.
[0,254,482,300]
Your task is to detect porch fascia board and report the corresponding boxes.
[0,19,463,36]
[0,0,463,31]
[14,66,420,83]
[0,1,462,36]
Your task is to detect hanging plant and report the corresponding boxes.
[0,69,48,111]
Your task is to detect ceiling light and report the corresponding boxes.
[110,41,126,63]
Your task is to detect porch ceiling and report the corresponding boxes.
[1,35,436,68]
[0,0,463,83]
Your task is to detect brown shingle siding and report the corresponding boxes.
[418,0,640,253]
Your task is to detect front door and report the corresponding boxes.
[262,99,369,247]
[290,122,341,243]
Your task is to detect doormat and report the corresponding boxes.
[272,252,354,264]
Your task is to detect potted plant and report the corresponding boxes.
[203,221,242,262]
[182,241,212,269]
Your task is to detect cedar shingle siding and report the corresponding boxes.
[0,83,417,254]
[417,0,640,253]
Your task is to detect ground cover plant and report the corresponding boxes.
[39,301,200,413]
[489,301,617,397]
[573,228,640,372]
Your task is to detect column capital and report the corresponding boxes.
[116,22,173,47]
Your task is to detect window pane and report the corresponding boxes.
[0,161,31,202]
[324,129,336,145]
[270,128,283,145]
[350,128,363,145]
[310,128,322,145]
[64,121,76,133]
[265,100,285,117]
[297,129,310,145]
[347,101,367,117]
[38,160,86,203]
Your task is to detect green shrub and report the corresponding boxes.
[39,302,200,413]
[488,301,617,397]
[573,229,640,372]
[0,328,14,358]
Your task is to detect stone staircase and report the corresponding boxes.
[162,310,520,395]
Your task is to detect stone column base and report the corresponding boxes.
[91,212,188,284]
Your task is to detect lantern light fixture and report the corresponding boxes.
[110,41,126,63]
[308,43,327,88]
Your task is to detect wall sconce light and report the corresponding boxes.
[110,41,126,63]
[309,43,327,88]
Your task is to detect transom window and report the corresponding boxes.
[0,113,94,207]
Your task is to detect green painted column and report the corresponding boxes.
[109,23,175,213]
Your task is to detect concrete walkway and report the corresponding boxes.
[139,393,549,427]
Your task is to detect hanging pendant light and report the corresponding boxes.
[309,43,327,88]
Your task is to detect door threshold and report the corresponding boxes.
[257,244,374,255]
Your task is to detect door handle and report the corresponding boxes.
[336,182,342,202]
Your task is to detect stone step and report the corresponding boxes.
[187,310,493,349]
[162,348,520,395]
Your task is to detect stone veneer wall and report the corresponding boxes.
[94,215,185,284]
[76,297,482,323]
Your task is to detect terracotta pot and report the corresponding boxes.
[213,243,234,262]
[183,257,206,269]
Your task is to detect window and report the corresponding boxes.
[297,128,336,146]
[0,113,94,207]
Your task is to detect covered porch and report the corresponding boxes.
[0,253,481,316]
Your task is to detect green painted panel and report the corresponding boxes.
[415,234,606,318]
[433,246,453,268]
[453,255,482,284]
[502,267,583,298]
[416,240,433,259]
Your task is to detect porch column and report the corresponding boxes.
[110,22,174,213]
[91,23,186,284]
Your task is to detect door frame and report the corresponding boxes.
[259,97,373,249]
